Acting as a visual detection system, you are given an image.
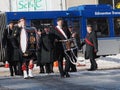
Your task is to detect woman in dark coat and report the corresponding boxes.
[82,24,98,71]
[2,21,18,76]
[37,26,55,73]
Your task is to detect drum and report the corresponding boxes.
[61,38,78,66]
[20,27,37,56]
[62,38,78,51]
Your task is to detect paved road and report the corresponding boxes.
[0,69,120,90]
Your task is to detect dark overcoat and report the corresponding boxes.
[2,27,14,63]
[11,25,22,62]
[37,32,55,65]
[85,31,98,59]
[53,27,70,60]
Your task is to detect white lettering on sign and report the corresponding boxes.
[11,0,46,11]
[95,11,120,15]
[95,12,111,15]
[112,11,120,15]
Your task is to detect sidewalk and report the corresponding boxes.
[77,54,120,70]
[0,54,120,76]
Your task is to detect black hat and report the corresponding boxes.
[87,24,92,27]
[68,25,72,28]
[19,17,26,20]
[57,18,63,22]
[9,21,15,24]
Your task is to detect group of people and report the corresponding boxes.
[2,17,98,79]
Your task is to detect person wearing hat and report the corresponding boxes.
[81,24,98,71]
[68,25,78,72]
[53,18,71,78]
[37,25,55,74]
[2,21,18,76]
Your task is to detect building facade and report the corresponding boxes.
[0,0,120,12]
[0,0,98,12]
[66,0,98,9]
[0,0,10,12]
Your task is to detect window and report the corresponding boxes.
[98,0,112,6]
[72,20,80,34]
[31,19,53,30]
[98,0,120,9]
[87,18,109,37]
[114,17,120,36]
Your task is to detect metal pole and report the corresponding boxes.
[112,0,115,9]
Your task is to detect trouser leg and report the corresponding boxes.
[90,58,97,70]
[9,63,14,76]
[13,62,18,75]
[17,62,23,75]
[58,55,64,77]
[45,63,50,73]
[50,62,54,73]
[69,51,77,72]
[39,64,45,73]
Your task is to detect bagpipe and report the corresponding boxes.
[59,38,80,65]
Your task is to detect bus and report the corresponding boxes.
[68,4,120,56]
[1,4,120,61]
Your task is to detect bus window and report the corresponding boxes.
[31,19,53,30]
[114,18,120,36]
[72,20,80,34]
[87,18,109,37]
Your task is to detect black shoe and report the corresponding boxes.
[70,70,77,72]
[87,69,96,71]
[61,75,65,78]
[29,76,34,79]
[60,72,65,78]
[65,72,70,78]
[39,71,45,74]
[10,74,14,77]
[24,77,29,79]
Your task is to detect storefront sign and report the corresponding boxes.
[11,0,46,11]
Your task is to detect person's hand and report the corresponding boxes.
[37,31,41,35]
[94,49,98,53]
[72,33,77,38]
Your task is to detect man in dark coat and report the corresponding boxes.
[83,24,98,71]
[11,21,23,75]
[18,18,36,79]
[54,18,71,78]
[37,26,54,73]
[2,21,18,76]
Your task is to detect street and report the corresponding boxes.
[0,69,120,90]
